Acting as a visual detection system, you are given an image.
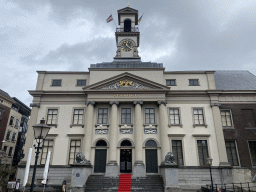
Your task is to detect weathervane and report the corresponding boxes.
[127,2,129,7]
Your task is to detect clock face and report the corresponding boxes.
[121,40,133,52]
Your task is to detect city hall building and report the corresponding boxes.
[17,6,256,191]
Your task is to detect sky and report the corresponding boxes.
[1,0,256,107]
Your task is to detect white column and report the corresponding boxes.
[158,101,170,162]
[133,100,144,164]
[84,101,95,161]
[211,103,230,166]
[108,101,119,165]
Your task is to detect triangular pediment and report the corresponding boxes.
[118,7,138,14]
[83,72,170,92]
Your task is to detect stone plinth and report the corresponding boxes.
[71,164,92,187]
[160,164,181,192]
[105,162,119,177]
[132,162,146,178]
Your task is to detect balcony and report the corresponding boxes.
[116,27,139,32]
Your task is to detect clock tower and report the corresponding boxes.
[114,6,141,60]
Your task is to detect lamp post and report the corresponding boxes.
[207,156,214,191]
[30,118,51,192]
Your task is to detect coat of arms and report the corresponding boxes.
[120,80,133,86]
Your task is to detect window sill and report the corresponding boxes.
[50,85,62,87]
[188,85,200,86]
[223,127,235,129]
[95,124,109,128]
[143,124,157,128]
[119,124,133,128]
[193,124,208,128]
[168,124,183,128]
[70,124,84,128]
[47,124,58,128]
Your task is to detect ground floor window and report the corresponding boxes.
[41,140,54,164]
[69,140,81,164]
[225,141,239,166]
[172,140,184,165]
[248,141,256,166]
[197,140,209,166]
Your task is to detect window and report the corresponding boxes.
[3,146,7,152]
[73,109,84,124]
[0,109,3,120]
[98,108,108,124]
[8,147,13,156]
[47,109,58,125]
[225,141,239,166]
[145,108,155,124]
[69,140,81,164]
[41,140,53,164]
[193,108,205,125]
[6,130,11,140]
[9,116,14,126]
[145,140,157,147]
[248,141,256,166]
[52,79,62,86]
[189,79,199,86]
[15,119,19,128]
[197,140,209,166]
[11,132,16,142]
[121,108,131,124]
[221,110,233,127]
[166,79,176,86]
[242,109,255,127]
[169,108,180,125]
[172,140,184,165]
[77,80,86,86]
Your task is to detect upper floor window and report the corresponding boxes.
[73,109,84,124]
[193,108,205,125]
[8,147,13,156]
[124,19,131,32]
[47,109,58,125]
[189,79,199,86]
[220,110,233,127]
[166,79,176,86]
[98,108,108,124]
[169,108,180,125]
[15,119,19,128]
[145,108,155,124]
[225,141,239,166]
[52,79,62,86]
[197,140,209,166]
[11,132,16,142]
[121,108,131,124]
[0,109,3,120]
[3,146,7,152]
[6,130,11,140]
[242,109,255,127]
[248,141,256,166]
[41,140,53,164]
[9,116,14,126]
[77,80,86,86]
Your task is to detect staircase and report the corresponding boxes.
[84,175,164,192]
[84,175,119,192]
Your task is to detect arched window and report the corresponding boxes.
[145,140,157,147]
[96,140,107,147]
[121,140,132,146]
[124,19,131,32]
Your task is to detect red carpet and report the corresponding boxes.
[118,174,131,192]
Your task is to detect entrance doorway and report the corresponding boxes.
[145,140,158,173]
[120,140,132,173]
[94,140,107,173]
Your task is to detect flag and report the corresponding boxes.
[138,14,143,23]
[106,15,113,23]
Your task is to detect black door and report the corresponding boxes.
[120,149,132,173]
[146,149,158,173]
[94,149,107,173]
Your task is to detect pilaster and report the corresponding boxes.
[210,102,230,166]
[84,101,95,161]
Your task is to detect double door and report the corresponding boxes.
[120,149,132,173]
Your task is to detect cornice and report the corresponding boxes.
[164,71,215,74]
[88,68,165,71]
[37,71,89,74]
[28,90,86,96]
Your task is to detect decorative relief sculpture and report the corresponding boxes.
[120,129,133,134]
[102,80,149,90]
[95,129,108,134]
[75,152,90,164]
[144,129,157,134]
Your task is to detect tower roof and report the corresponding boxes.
[117,7,139,25]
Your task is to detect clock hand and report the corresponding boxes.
[126,42,131,49]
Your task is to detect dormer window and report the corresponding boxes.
[124,19,131,32]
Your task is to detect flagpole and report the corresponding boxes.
[138,13,144,26]
[111,13,117,28]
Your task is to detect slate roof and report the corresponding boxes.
[90,60,163,68]
[214,70,256,90]
[0,89,14,100]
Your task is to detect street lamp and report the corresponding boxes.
[30,118,51,192]
[207,156,214,191]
